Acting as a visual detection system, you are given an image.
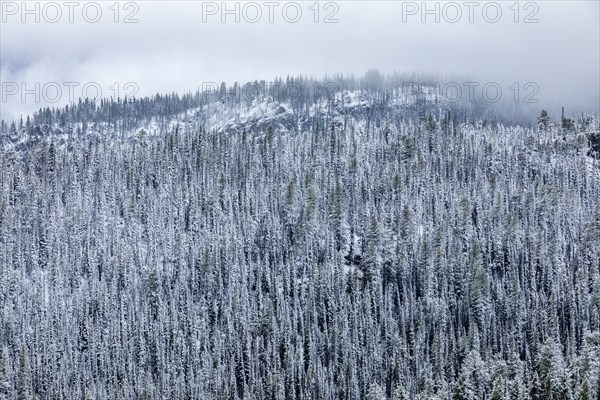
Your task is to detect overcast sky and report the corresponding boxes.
[1,0,599,121]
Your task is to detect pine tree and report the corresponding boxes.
[530,371,542,400]
[538,110,550,131]
[366,382,386,400]
[538,338,565,400]
[148,269,161,321]
[17,349,28,400]
[453,374,472,400]
[561,107,575,132]
[0,348,9,400]
[391,384,410,400]
[470,263,489,331]
[578,378,590,400]
[490,378,503,400]
[362,214,381,285]
[330,180,349,253]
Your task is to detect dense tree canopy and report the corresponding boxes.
[1,80,599,399]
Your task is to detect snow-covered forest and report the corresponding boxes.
[1,76,600,399]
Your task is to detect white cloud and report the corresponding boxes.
[1,0,598,120]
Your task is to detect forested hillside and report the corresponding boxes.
[1,80,600,399]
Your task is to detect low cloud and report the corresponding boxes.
[1,1,598,121]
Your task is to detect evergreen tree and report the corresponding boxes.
[17,349,28,400]
[578,378,591,400]
[0,348,9,400]
[538,110,550,131]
